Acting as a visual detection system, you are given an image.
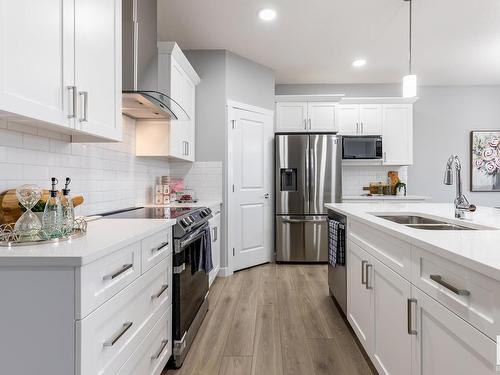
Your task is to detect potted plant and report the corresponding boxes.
[395,180,407,197]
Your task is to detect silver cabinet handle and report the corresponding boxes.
[356,122,359,134]
[151,284,169,300]
[430,275,470,296]
[103,322,133,347]
[103,263,133,280]
[304,118,307,129]
[213,226,218,242]
[361,260,368,285]
[151,241,169,254]
[186,141,189,156]
[308,118,312,129]
[365,264,373,289]
[68,86,77,118]
[78,91,88,122]
[383,152,387,162]
[407,298,417,335]
[151,340,169,360]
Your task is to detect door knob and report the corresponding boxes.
[264,193,270,199]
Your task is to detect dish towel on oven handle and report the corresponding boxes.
[328,219,345,267]
[199,225,213,273]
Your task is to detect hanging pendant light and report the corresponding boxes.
[402,0,417,97]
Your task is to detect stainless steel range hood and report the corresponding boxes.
[122,0,189,121]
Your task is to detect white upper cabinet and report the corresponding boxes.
[74,0,122,141]
[0,0,74,130]
[275,101,337,132]
[0,0,122,142]
[307,102,337,131]
[136,42,200,162]
[275,102,308,132]
[336,104,382,135]
[382,104,413,165]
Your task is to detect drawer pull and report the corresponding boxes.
[103,322,133,347]
[103,263,133,281]
[430,274,470,296]
[152,284,169,300]
[407,298,417,335]
[151,339,169,360]
[151,241,169,254]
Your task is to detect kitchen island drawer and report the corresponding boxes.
[142,228,172,273]
[76,242,141,319]
[117,306,173,375]
[349,219,411,279]
[411,246,500,340]
[76,259,169,375]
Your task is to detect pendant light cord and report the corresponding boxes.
[408,0,413,74]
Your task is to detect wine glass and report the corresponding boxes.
[14,184,42,239]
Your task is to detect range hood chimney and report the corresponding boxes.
[122,0,189,121]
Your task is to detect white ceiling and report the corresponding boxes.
[157,0,500,85]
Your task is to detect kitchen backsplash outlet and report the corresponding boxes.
[342,165,408,196]
[0,116,170,216]
[168,161,223,201]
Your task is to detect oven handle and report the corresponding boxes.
[179,226,207,249]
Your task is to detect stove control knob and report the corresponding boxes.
[187,216,194,224]
[200,210,207,218]
[180,218,189,227]
[206,208,212,214]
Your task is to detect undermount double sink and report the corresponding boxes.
[374,214,491,231]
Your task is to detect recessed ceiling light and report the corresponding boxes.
[259,8,276,21]
[352,59,367,67]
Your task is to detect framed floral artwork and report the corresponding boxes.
[471,131,500,192]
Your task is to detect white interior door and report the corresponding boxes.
[228,104,273,272]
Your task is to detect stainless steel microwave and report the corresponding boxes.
[342,136,383,160]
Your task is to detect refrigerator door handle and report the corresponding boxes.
[282,218,327,224]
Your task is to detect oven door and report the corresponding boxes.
[172,224,209,341]
[342,136,382,159]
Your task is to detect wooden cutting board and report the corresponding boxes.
[0,189,84,225]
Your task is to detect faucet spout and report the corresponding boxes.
[443,155,476,219]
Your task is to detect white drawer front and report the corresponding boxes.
[77,259,170,375]
[349,220,411,280]
[77,242,141,319]
[117,306,173,375]
[142,228,172,273]
[412,246,500,340]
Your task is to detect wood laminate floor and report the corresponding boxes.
[163,263,374,375]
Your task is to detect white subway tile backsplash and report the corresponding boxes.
[0,116,170,217]
[342,165,409,196]
[168,161,222,201]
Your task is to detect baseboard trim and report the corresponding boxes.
[218,267,233,277]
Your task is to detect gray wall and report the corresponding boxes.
[277,84,500,207]
[225,51,275,111]
[184,50,227,162]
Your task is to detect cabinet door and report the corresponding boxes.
[74,0,122,141]
[336,105,359,134]
[208,213,221,286]
[359,105,382,135]
[347,240,373,353]
[275,102,308,132]
[371,257,412,375]
[0,0,74,129]
[411,287,496,375]
[382,104,413,165]
[307,102,337,132]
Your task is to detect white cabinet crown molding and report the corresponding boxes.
[274,94,345,102]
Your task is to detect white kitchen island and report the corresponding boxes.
[325,202,500,375]
[0,218,175,375]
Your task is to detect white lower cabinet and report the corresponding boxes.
[346,220,497,375]
[347,240,373,352]
[208,204,221,286]
[411,287,496,375]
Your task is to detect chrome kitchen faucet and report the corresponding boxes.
[444,155,476,219]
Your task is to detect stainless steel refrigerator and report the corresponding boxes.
[275,134,341,262]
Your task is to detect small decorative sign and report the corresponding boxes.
[471,131,500,192]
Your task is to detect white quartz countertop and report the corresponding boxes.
[0,218,175,267]
[325,202,500,281]
[145,200,222,210]
[342,195,430,201]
